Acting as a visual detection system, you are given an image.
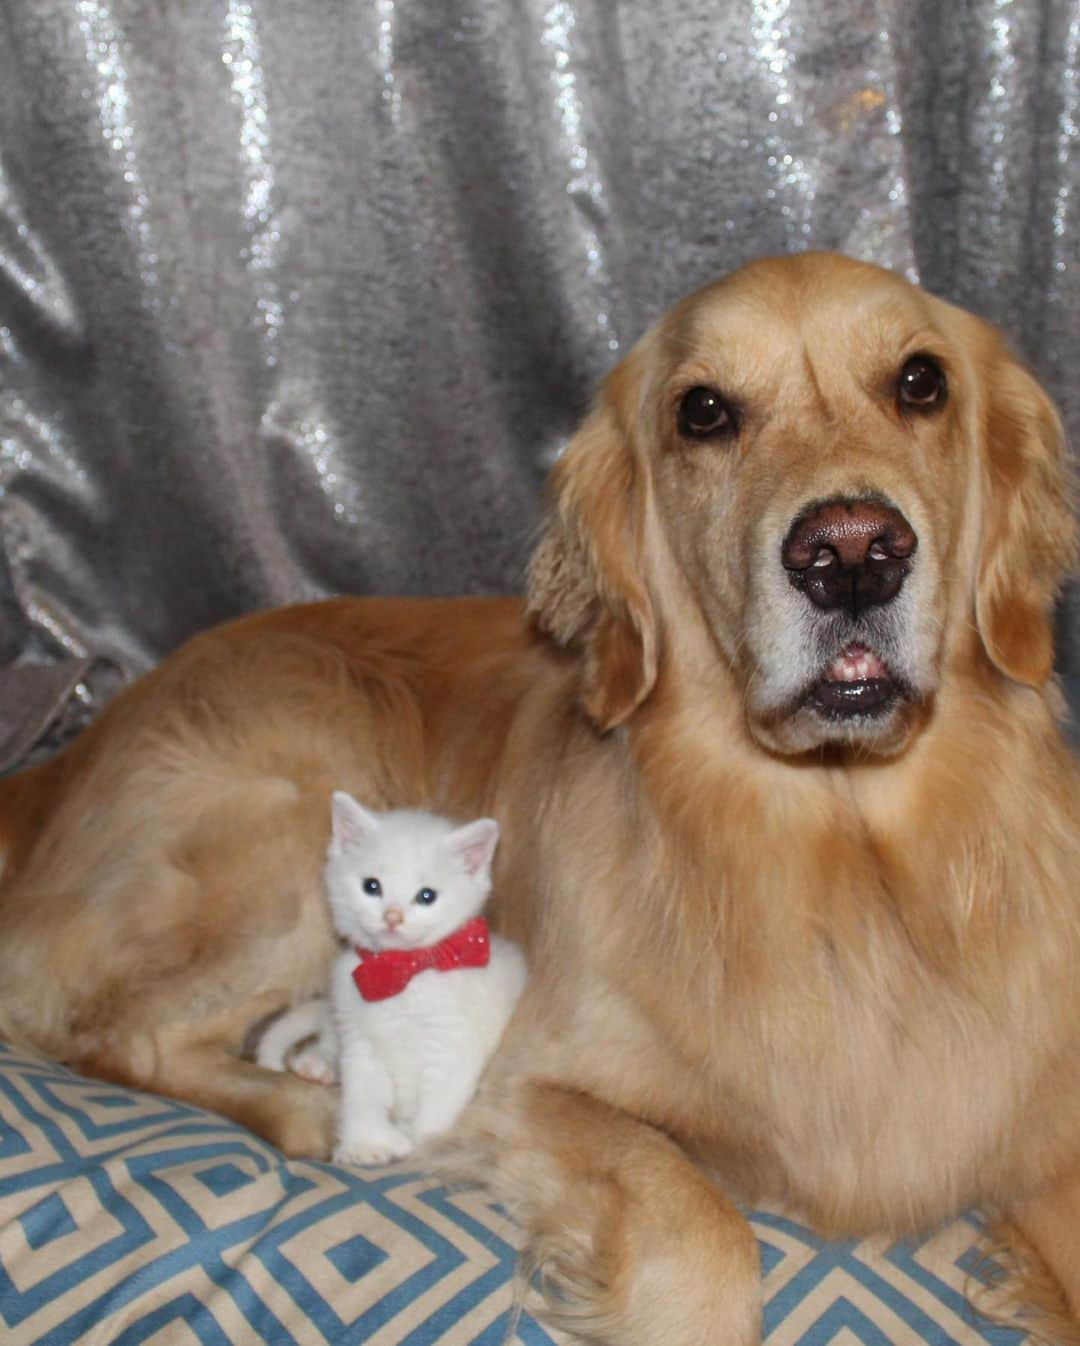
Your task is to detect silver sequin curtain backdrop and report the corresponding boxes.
[0,0,1078,766]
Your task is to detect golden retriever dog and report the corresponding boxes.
[1,252,1078,1344]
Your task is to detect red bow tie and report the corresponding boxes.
[352,917,491,1002]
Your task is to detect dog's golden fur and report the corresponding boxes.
[1,253,1078,1343]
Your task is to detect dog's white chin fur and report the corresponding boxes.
[746,690,928,757]
[740,536,940,757]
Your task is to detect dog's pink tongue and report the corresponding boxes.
[825,644,887,683]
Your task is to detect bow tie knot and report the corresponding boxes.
[351,917,490,1002]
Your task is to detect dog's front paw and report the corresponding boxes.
[333,1124,414,1168]
[257,1076,338,1160]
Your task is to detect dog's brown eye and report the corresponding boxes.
[898,356,946,411]
[678,386,737,439]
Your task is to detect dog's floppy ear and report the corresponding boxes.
[975,351,1076,687]
[527,363,658,730]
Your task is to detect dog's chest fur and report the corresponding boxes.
[517,712,1080,1233]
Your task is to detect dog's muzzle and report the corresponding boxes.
[782,497,918,721]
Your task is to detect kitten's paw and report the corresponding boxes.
[333,1125,414,1168]
[290,1044,338,1086]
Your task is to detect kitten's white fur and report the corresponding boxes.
[257,793,526,1166]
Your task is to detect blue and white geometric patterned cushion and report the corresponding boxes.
[0,1043,1029,1345]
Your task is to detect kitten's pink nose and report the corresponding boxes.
[383,907,404,930]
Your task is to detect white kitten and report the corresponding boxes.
[258,792,526,1167]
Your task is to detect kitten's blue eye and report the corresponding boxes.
[415,887,438,905]
[362,877,382,896]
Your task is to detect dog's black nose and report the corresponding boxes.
[782,498,918,616]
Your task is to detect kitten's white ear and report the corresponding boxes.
[330,791,380,852]
[448,818,500,878]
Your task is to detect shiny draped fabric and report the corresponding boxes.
[0,0,1077,767]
